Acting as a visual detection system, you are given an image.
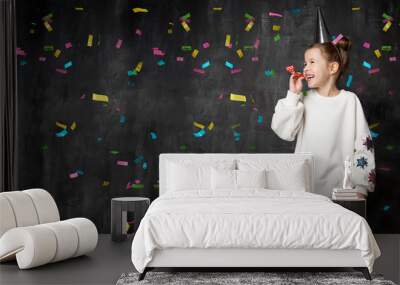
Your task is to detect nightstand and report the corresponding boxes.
[332,199,366,219]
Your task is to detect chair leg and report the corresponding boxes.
[354,267,371,280]
[138,268,148,281]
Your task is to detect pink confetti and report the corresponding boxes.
[268,12,283,17]
[202,42,210,49]
[368,68,380,74]
[65,42,72,49]
[218,93,224,100]
[227,43,232,49]
[153,48,165,56]
[80,94,86,99]
[332,34,343,45]
[134,179,141,184]
[69,172,78,179]
[193,68,205,75]
[389,56,397,62]
[251,56,259,62]
[254,38,260,49]
[126,182,132,189]
[38,56,46,62]
[115,39,123,49]
[135,28,142,36]
[56,69,67,74]
[117,160,128,166]
[176,56,184,61]
[16,48,27,56]
[231,68,242,74]
[362,42,370,49]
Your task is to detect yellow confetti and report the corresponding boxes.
[132,8,148,13]
[207,122,215,130]
[54,49,61,58]
[44,21,53,32]
[236,49,244,58]
[225,34,231,47]
[70,121,77,130]
[92,93,109,103]
[192,49,199,58]
[272,25,281,31]
[383,21,392,32]
[374,49,381,58]
[193,121,205,129]
[352,7,360,11]
[181,21,190,32]
[87,34,93,47]
[230,93,246,102]
[369,123,379,129]
[74,7,84,11]
[245,21,254,32]
[56,122,67,129]
[102,181,110,187]
[135,61,143,73]
[213,7,223,11]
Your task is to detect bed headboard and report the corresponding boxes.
[159,153,315,196]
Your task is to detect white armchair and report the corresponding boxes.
[0,188,98,269]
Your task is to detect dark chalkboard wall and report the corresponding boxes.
[16,0,399,233]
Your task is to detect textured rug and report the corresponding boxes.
[116,271,396,285]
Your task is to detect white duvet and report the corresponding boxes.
[131,189,381,273]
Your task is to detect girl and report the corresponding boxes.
[271,36,376,198]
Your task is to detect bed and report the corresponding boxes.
[131,153,381,281]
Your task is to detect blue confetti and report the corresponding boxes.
[346,74,353,87]
[224,61,234,69]
[64,61,72,69]
[56,129,68,137]
[150,132,157,140]
[264,69,275,77]
[362,61,371,69]
[119,115,126,125]
[201,60,210,69]
[193,129,206,138]
[157,59,165,66]
[257,115,263,124]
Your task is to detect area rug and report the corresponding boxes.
[116,271,396,285]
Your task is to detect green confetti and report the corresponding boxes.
[110,150,119,155]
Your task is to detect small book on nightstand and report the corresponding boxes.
[332,187,366,201]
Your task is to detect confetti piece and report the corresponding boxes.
[193,68,205,75]
[74,7,84,11]
[254,38,260,49]
[192,49,199,58]
[362,61,371,69]
[132,8,148,13]
[56,122,67,129]
[233,130,240,141]
[264,69,275,77]
[383,205,391,212]
[128,70,136,77]
[362,42,370,49]
[251,56,259,62]
[383,21,392,32]
[213,7,223,11]
[44,45,54,52]
[87,34,93,47]
[64,61,72,69]
[225,34,231,48]
[181,21,190,32]
[131,183,144,189]
[257,115,263,124]
[16,48,27,56]
[70,122,77,130]
[56,129,68,137]
[135,61,143,73]
[273,34,280,42]
[272,25,281,31]
[381,45,392,52]
[135,29,142,36]
[236,49,244,58]
[193,129,206,138]
[389,56,397,62]
[44,21,53,32]
[157,59,165,66]
[225,61,234,69]
[142,162,148,170]
[38,56,46,62]
[352,7,360,11]
[201,60,210,69]
[193,121,205,129]
[374,49,381,58]
[110,150,119,155]
[245,21,254,32]
[244,13,255,21]
[69,172,79,179]
[332,33,343,45]
[176,56,184,62]
[230,93,246,102]
[153,48,165,56]
[208,122,215,131]
[54,49,61,58]
[370,130,379,139]
[119,114,126,125]
[346,74,353,87]
[65,42,72,49]
[55,69,67,74]
[115,39,123,49]
[382,13,393,21]
[268,12,283,17]
[117,160,128,166]
[150,132,157,140]
[181,45,192,51]
[231,68,242,74]
[92,93,109,103]
[202,42,210,49]
[368,68,380,74]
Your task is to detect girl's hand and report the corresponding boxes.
[289,74,304,94]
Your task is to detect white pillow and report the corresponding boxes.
[237,159,309,191]
[166,159,235,191]
[211,169,268,190]
[236,169,267,188]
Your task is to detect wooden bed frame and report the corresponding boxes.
[137,153,373,281]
